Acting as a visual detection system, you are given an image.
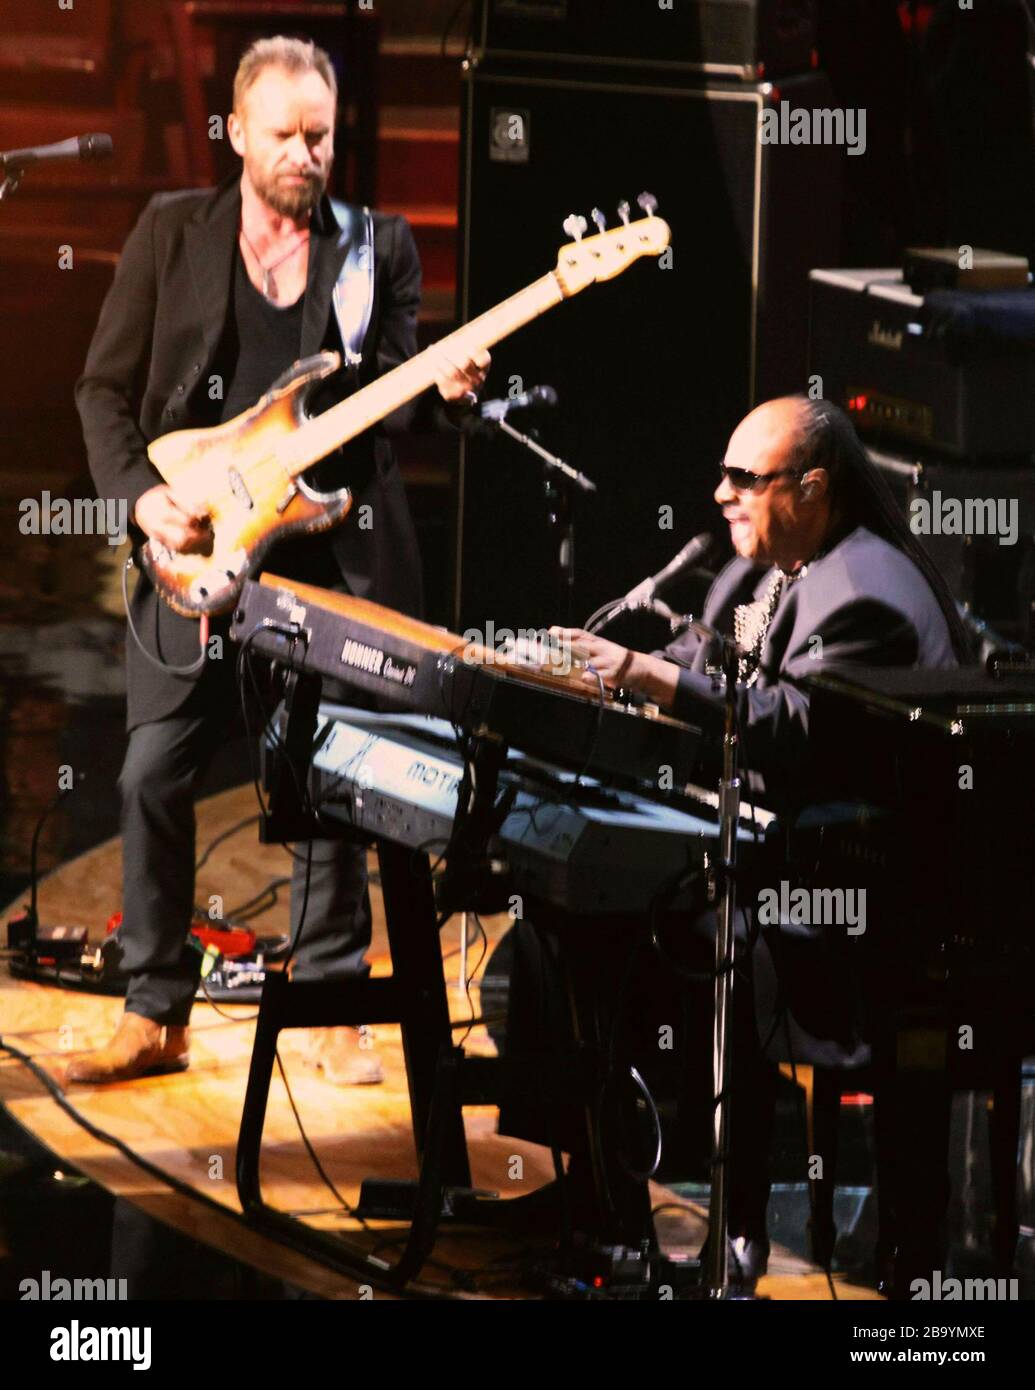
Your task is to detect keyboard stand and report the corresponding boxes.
[235,672,471,1282]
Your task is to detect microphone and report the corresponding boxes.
[0,133,113,170]
[479,384,558,421]
[623,532,714,607]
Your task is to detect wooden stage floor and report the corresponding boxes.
[0,784,881,1301]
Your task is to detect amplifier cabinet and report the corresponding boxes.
[455,68,839,631]
[809,268,1035,460]
[866,444,1035,635]
[476,0,818,81]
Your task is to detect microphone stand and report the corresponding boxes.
[587,592,693,637]
[698,619,746,1298]
[585,599,752,1298]
[490,417,596,627]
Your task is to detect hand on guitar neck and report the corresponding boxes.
[133,484,213,556]
[432,344,491,411]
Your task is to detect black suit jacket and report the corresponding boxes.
[660,526,958,797]
[665,526,959,1067]
[77,175,436,728]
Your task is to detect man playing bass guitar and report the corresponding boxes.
[71,36,490,1085]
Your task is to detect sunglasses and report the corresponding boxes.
[718,462,805,493]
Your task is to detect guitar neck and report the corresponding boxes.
[284,271,566,477]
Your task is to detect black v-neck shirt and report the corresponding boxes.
[216,250,305,424]
[205,247,356,590]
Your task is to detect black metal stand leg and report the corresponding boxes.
[236,971,404,1214]
[874,1024,951,1297]
[377,838,470,1186]
[237,971,288,1213]
[554,916,655,1249]
[389,1045,463,1289]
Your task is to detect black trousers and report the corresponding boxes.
[118,708,370,1025]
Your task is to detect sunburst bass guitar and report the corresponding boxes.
[139,198,670,617]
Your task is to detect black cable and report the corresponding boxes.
[305,729,379,817]
[196,974,259,1023]
[0,1034,383,1258]
[233,627,318,967]
[449,1013,505,1031]
[598,929,665,1186]
[441,913,482,961]
[283,839,313,976]
[274,1047,369,1230]
[3,1021,393,1258]
[121,555,208,675]
[221,876,290,922]
[572,665,608,786]
[236,630,317,857]
[455,912,488,1049]
[611,1064,663,1183]
[583,595,625,633]
[647,852,715,985]
[195,813,260,871]
[0,1035,258,1220]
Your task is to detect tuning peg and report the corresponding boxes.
[617,200,630,226]
[636,191,658,217]
[563,213,588,242]
[590,207,607,234]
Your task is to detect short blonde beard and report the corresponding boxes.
[247,160,327,219]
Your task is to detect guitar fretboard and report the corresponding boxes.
[282,272,565,475]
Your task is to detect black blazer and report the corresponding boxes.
[77,175,434,728]
[660,526,958,796]
[665,526,960,1068]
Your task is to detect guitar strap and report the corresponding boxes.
[329,199,375,371]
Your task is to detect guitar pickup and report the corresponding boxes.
[228,467,253,510]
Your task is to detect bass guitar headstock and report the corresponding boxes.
[554,192,670,297]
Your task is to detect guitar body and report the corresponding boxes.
[140,351,353,617]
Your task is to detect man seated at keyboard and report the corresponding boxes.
[549,395,968,1289]
[553,394,965,792]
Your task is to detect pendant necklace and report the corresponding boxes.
[239,224,310,301]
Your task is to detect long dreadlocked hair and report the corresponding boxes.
[788,396,972,663]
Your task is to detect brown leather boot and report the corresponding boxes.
[303,1026,384,1086]
[65,1012,190,1085]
